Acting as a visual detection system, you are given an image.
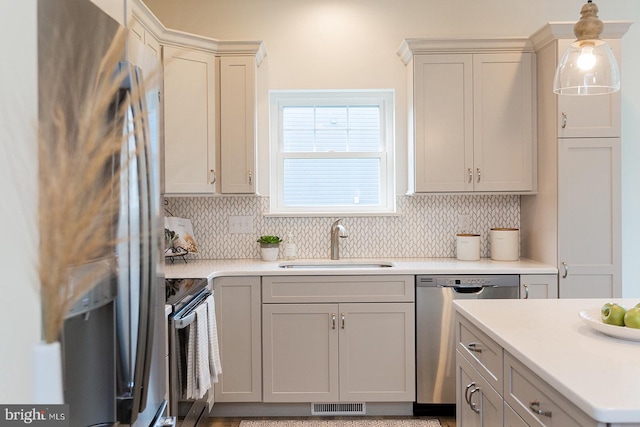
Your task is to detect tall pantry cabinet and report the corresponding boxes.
[521,22,632,299]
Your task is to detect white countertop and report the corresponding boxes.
[163,257,557,280]
[454,298,640,424]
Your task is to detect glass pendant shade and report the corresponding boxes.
[553,0,621,95]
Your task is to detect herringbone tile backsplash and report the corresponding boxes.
[164,195,519,260]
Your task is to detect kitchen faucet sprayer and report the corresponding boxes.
[330,218,348,260]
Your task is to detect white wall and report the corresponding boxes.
[0,0,41,402]
[145,0,640,296]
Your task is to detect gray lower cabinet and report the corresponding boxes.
[456,351,503,427]
[519,274,558,299]
[456,313,600,427]
[213,276,262,402]
[262,275,415,403]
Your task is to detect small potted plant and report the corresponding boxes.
[257,235,282,261]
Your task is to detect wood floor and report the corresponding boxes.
[209,416,456,427]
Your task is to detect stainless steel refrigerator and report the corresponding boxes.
[38,0,166,426]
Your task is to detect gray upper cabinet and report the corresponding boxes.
[398,39,536,194]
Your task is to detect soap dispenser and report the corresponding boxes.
[283,233,297,260]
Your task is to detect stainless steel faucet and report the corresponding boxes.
[330,218,348,260]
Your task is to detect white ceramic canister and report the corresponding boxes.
[456,233,480,261]
[490,228,519,261]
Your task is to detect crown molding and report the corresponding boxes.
[131,0,266,64]
[216,40,267,66]
[530,21,633,51]
[397,37,534,65]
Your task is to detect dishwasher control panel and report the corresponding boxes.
[417,274,520,288]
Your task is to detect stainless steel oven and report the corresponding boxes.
[165,278,212,427]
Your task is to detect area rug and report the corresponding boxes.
[239,420,441,427]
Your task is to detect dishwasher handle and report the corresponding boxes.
[445,285,490,294]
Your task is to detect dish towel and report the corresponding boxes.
[185,323,196,399]
[205,294,223,382]
[186,304,212,399]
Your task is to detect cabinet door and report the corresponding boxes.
[338,303,415,402]
[520,274,558,299]
[456,351,503,427]
[163,45,216,194]
[262,304,339,402]
[557,39,621,138]
[558,138,621,298]
[413,54,473,192]
[213,276,261,402]
[473,53,534,192]
[220,56,256,194]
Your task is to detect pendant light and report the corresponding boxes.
[553,0,620,95]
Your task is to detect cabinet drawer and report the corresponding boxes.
[504,351,597,427]
[456,314,503,394]
[262,275,414,303]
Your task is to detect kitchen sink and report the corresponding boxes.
[278,260,395,269]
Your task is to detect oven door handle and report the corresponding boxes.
[174,312,196,329]
[171,289,211,329]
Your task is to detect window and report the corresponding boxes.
[269,90,395,215]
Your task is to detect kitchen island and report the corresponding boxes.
[454,298,640,426]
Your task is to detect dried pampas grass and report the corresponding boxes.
[38,26,146,344]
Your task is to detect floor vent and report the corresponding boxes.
[311,402,366,416]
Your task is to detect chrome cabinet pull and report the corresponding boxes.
[562,261,569,278]
[341,313,345,329]
[476,168,481,183]
[561,112,567,129]
[523,284,529,299]
[210,169,216,184]
[529,400,552,417]
[331,313,336,330]
[469,387,481,414]
[464,382,476,404]
[467,342,482,353]
[248,169,253,185]
[468,168,473,183]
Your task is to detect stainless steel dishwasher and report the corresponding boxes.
[415,274,519,414]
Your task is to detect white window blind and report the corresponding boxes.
[269,91,395,214]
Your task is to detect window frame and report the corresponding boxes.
[268,89,396,215]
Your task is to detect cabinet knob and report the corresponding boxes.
[523,284,529,299]
[467,342,482,353]
[248,169,253,185]
[468,168,473,183]
[464,382,476,404]
[561,261,569,279]
[529,400,552,417]
[210,169,216,184]
[469,387,481,414]
[476,168,481,183]
[562,112,567,129]
[341,313,345,329]
[331,313,336,330]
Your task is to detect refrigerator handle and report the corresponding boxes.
[136,64,156,415]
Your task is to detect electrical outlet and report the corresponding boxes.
[457,214,471,231]
[229,215,254,234]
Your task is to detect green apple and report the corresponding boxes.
[624,307,640,329]
[601,303,626,326]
